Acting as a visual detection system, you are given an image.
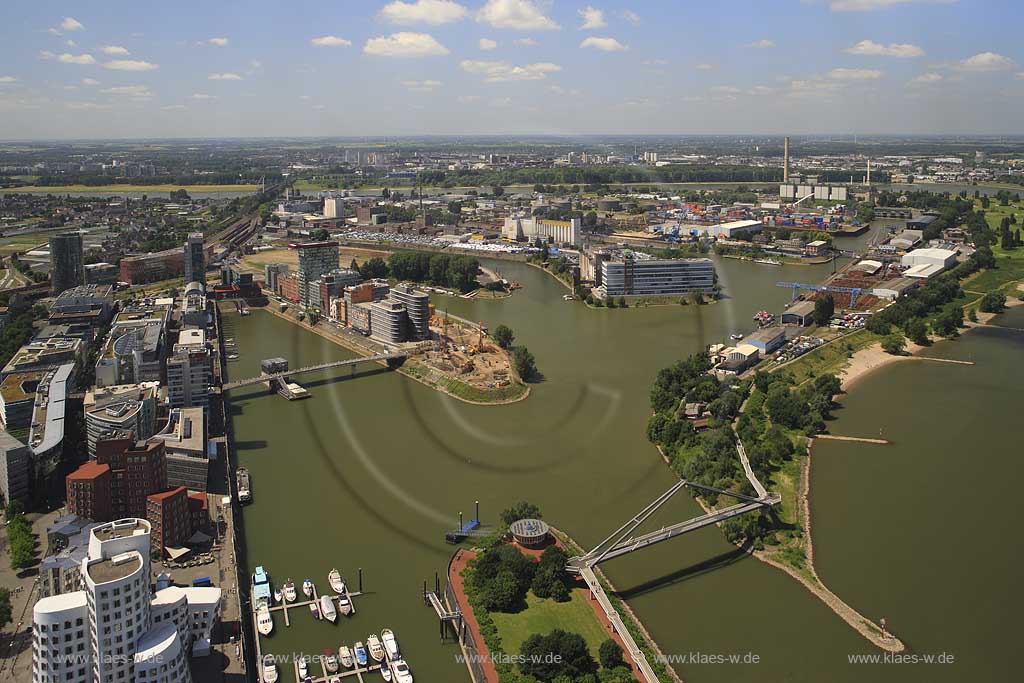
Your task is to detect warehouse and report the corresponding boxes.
[906,213,940,231]
[901,247,957,270]
[781,300,816,326]
[744,327,787,354]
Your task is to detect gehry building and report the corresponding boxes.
[31,518,220,683]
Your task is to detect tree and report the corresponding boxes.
[979,291,1006,313]
[513,346,539,381]
[0,588,11,629]
[519,630,598,682]
[813,294,835,327]
[865,315,891,335]
[492,185,504,197]
[881,333,906,355]
[599,638,626,670]
[689,291,703,305]
[617,297,627,308]
[311,228,330,242]
[500,501,541,525]
[493,324,514,349]
[904,317,929,345]
[359,256,388,279]
[531,547,570,600]
[765,385,805,429]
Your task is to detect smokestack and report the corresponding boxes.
[866,158,871,186]
[783,137,790,183]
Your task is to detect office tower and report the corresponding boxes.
[49,233,85,295]
[184,233,205,285]
[292,241,339,310]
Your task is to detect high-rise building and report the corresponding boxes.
[291,241,339,310]
[598,257,716,298]
[83,383,160,455]
[0,430,30,506]
[65,461,113,522]
[93,438,168,519]
[166,330,211,410]
[31,518,217,683]
[183,233,205,285]
[323,197,344,218]
[389,283,430,340]
[49,233,85,295]
[263,263,289,293]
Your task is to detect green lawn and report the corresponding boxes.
[768,455,801,526]
[490,588,611,661]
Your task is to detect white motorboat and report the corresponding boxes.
[324,650,339,674]
[380,663,392,682]
[337,594,352,616]
[298,657,308,678]
[339,645,354,668]
[302,579,314,598]
[273,589,282,604]
[328,568,345,594]
[390,658,413,683]
[283,580,297,603]
[381,629,399,661]
[320,594,337,623]
[262,654,279,683]
[730,333,743,340]
[256,603,273,636]
[367,634,384,662]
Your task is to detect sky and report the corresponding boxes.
[0,0,1022,139]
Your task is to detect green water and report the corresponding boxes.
[224,258,1021,682]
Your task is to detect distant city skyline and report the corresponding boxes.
[1,0,1021,139]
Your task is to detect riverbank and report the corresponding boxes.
[0,183,258,194]
[257,304,530,405]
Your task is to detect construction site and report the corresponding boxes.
[410,310,518,393]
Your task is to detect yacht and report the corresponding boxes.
[328,568,345,594]
[262,655,279,683]
[390,658,413,683]
[337,593,352,616]
[237,468,251,503]
[381,629,399,661]
[302,579,314,598]
[380,664,393,681]
[256,602,273,636]
[339,645,354,668]
[320,594,337,623]
[367,634,384,662]
[354,641,368,667]
[283,580,297,603]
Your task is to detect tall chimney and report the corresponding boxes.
[783,137,790,183]
[866,158,871,186]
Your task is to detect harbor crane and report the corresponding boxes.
[776,281,867,307]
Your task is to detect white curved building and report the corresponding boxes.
[31,518,203,683]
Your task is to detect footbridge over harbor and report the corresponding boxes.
[565,478,779,683]
[222,351,409,391]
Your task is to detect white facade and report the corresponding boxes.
[323,197,344,218]
[901,248,957,270]
[32,519,209,683]
[502,216,580,245]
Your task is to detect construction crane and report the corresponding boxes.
[776,282,867,307]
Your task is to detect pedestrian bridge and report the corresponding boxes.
[222,351,408,390]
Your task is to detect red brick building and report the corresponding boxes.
[95,437,168,519]
[278,272,299,302]
[146,486,191,551]
[66,461,113,522]
[188,492,209,532]
[119,249,186,285]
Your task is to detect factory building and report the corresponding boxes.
[901,247,957,279]
[502,216,580,246]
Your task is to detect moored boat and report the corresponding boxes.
[262,654,278,683]
[367,634,384,662]
[324,649,339,673]
[337,593,352,616]
[273,589,282,604]
[283,580,297,603]
[256,603,273,636]
[298,656,308,678]
[339,645,354,668]
[390,658,413,683]
[320,594,337,622]
[309,602,320,619]
[354,641,368,667]
[302,579,314,598]
[380,663,392,682]
[381,629,399,661]
[328,568,345,594]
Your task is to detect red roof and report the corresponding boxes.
[187,492,208,510]
[67,461,110,481]
[147,486,187,503]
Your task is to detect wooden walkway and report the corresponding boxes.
[816,434,890,445]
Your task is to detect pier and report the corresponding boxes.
[816,434,890,445]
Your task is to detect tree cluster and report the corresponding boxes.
[519,630,598,683]
[530,547,571,602]
[5,508,37,572]
[471,545,536,612]
[387,252,480,292]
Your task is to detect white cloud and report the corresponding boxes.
[829,0,957,11]
[642,58,668,66]
[100,45,130,56]
[208,72,242,80]
[710,85,741,94]
[828,67,883,80]
[460,59,561,81]
[513,37,537,46]
[161,104,187,110]
[310,35,352,47]
[402,79,443,91]
[580,36,626,52]
[578,6,606,30]
[622,10,641,24]
[748,85,775,95]
[695,62,714,70]
[81,78,99,86]
[909,72,943,84]
[101,85,152,97]
[479,38,498,50]
[380,0,468,25]
[65,102,107,110]
[490,96,513,107]
[0,76,17,84]
[457,94,482,103]
[65,40,76,48]
[1017,72,1024,80]
[745,39,775,49]
[476,0,559,31]
[39,51,55,60]
[958,52,1014,72]
[208,37,229,46]
[104,59,158,71]
[60,17,84,32]
[846,39,924,57]
[789,78,840,95]
[364,32,449,57]
[191,93,216,99]
[57,53,96,65]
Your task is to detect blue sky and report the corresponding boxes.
[1,0,1021,139]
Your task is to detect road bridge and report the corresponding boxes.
[222,351,408,390]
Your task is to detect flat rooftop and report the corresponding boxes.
[87,552,141,584]
[92,519,150,542]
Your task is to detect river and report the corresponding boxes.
[223,256,1019,682]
